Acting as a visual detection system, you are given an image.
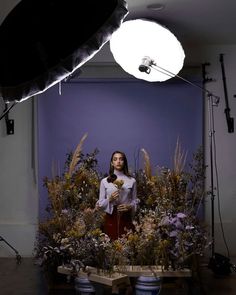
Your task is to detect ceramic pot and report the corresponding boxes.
[135,276,161,295]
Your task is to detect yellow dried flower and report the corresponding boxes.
[113,240,123,252]
[90,228,102,237]
[127,233,139,243]
[113,179,124,189]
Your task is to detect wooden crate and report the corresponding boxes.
[114,265,192,277]
[58,265,129,288]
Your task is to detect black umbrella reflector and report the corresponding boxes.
[0,0,128,102]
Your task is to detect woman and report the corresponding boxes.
[97,151,138,240]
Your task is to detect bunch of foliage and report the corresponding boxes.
[35,136,209,274]
[35,134,105,273]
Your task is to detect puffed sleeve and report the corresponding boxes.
[97,179,113,214]
[130,179,139,214]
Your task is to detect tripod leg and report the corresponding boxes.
[0,235,21,264]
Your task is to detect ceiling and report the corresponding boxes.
[126,0,236,45]
[1,0,235,46]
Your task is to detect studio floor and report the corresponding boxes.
[0,257,236,295]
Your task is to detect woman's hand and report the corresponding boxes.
[117,204,131,212]
[109,191,119,202]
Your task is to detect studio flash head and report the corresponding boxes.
[139,56,152,74]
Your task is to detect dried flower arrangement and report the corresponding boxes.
[113,179,124,190]
[35,135,209,278]
[35,134,105,276]
[132,141,209,269]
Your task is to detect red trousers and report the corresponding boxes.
[104,206,134,240]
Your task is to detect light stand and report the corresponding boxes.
[207,93,219,259]
[140,57,220,99]
[0,99,21,262]
[0,235,21,263]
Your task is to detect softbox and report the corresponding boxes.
[0,0,128,102]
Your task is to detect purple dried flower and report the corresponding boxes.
[174,219,184,229]
[160,216,171,226]
[61,209,68,214]
[169,230,178,237]
[177,212,186,219]
[185,225,194,230]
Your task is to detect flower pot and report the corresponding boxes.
[75,275,95,295]
[135,276,161,295]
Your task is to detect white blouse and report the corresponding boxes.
[97,170,138,215]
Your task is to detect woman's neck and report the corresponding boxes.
[114,169,125,176]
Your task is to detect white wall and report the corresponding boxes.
[188,45,236,258]
[0,99,38,257]
[0,43,236,258]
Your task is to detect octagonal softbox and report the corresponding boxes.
[0,0,128,102]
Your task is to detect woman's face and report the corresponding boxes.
[112,153,125,171]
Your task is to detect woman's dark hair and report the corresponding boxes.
[107,151,130,183]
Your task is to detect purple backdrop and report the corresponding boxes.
[37,79,203,218]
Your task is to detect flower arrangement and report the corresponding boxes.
[113,179,124,190]
[35,134,105,276]
[130,141,209,269]
[139,143,207,268]
[35,135,209,279]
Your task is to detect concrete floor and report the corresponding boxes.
[0,257,236,294]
